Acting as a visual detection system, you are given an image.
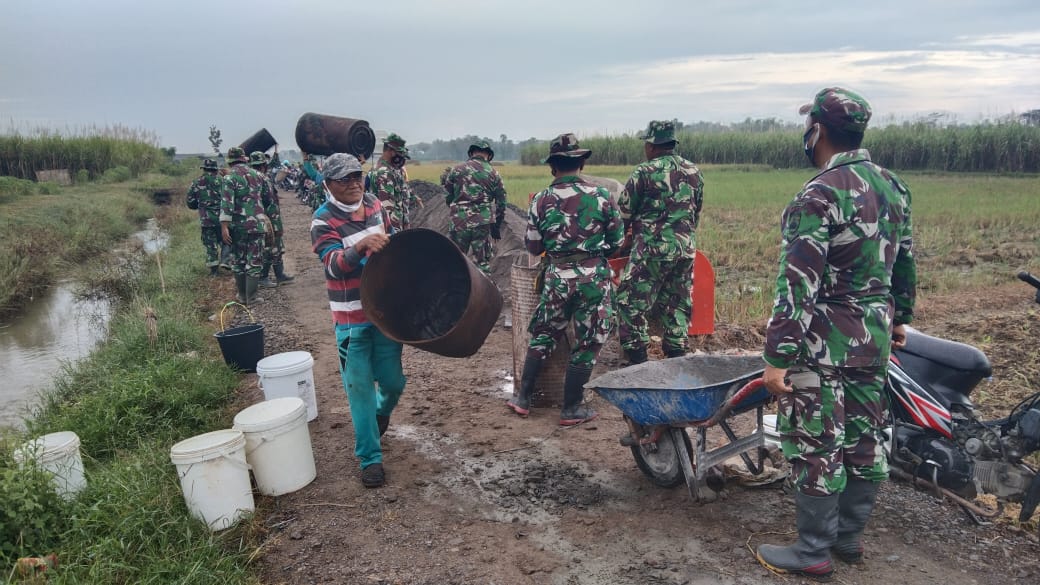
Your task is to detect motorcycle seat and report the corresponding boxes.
[900,327,992,376]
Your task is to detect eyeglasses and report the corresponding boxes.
[329,175,363,185]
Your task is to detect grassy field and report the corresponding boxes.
[409,163,1040,327]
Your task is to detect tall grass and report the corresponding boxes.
[519,123,1040,172]
[0,124,164,180]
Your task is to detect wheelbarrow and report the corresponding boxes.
[587,354,775,501]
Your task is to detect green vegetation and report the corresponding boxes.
[0,126,164,181]
[0,194,258,584]
[518,123,1040,172]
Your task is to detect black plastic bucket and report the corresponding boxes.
[214,324,265,373]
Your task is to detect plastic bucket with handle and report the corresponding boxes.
[233,397,316,496]
[255,351,318,421]
[14,431,87,500]
[169,429,254,531]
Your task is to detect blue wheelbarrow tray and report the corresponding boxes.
[587,354,769,426]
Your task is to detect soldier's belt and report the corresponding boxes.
[544,251,603,265]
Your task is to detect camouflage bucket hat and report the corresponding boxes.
[323,153,363,181]
[248,151,266,167]
[540,133,591,164]
[383,132,407,153]
[641,120,677,145]
[467,139,495,161]
[200,158,218,171]
[226,146,249,163]
[800,87,872,133]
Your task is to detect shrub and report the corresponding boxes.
[100,165,132,183]
[0,448,68,563]
[75,168,90,184]
[37,182,60,195]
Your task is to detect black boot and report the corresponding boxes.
[244,275,264,305]
[559,364,597,426]
[274,262,296,284]
[507,357,542,416]
[234,273,247,303]
[624,346,647,365]
[663,344,686,359]
[258,263,277,289]
[832,478,880,564]
[756,491,839,581]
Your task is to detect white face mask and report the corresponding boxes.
[325,183,361,212]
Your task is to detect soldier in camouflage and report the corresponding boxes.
[368,133,422,232]
[440,140,507,275]
[250,151,295,289]
[507,134,624,426]
[616,120,704,364]
[186,158,227,276]
[220,146,273,305]
[755,88,917,582]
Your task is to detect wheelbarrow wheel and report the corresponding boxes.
[630,427,693,488]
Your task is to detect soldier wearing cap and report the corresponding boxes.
[755,87,916,581]
[310,153,405,489]
[440,139,507,275]
[249,151,295,288]
[367,132,422,232]
[220,147,274,304]
[186,158,228,276]
[507,134,624,426]
[616,120,704,364]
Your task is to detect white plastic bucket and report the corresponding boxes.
[233,397,316,496]
[169,429,254,531]
[762,414,781,448]
[256,351,317,421]
[14,431,87,500]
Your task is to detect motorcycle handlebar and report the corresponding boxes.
[1018,271,1040,290]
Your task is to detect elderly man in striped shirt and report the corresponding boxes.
[310,153,404,488]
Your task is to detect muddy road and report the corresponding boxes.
[216,187,1039,585]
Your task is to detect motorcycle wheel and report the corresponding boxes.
[630,426,693,488]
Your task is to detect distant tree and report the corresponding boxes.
[161,146,176,158]
[1020,109,1040,126]
[208,126,222,156]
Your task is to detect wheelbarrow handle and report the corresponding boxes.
[694,377,766,428]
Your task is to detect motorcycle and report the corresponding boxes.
[886,271,1040,524]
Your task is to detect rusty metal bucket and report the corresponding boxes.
[360,228,503,358]
[510,255,571,407]
[239,128,277,154]
[295,113,376,160]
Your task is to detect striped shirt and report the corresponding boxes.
[310,193,388,329]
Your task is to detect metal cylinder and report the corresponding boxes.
[294,113,376,160]
[510,255,570,407]
[239,128,277,154]
[360,228,503,358]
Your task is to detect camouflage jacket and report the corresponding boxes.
[220,163,271,234]
[441,157,507,230]
[618,154,704,261]
[763,149,917,369]
[526,175,624,274]
[260,176,282,233]
[186,173,223,227]
[367,159,417,225]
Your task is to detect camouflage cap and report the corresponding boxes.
[467,139,495,161]
[383,132,407,153]
[641,120,677,145]
[226,146,249,163]
[248,151,266,167]
[799,87,872,133]
[323,153,363,181]
[540,133,591,164]
[200,158,219,171]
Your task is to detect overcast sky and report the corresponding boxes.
[2,0,1038,153]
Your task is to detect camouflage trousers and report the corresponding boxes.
[616,256,693,352]
[449,225,493,275]
[200,225,222,267]
[527,263,613,368]
[779,363,890,497]
[230,230,265,277]
[263,235,285,266]
[382,202,410,233]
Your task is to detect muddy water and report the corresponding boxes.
[0,219,168,429]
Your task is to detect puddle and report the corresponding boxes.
[132,217,170,254]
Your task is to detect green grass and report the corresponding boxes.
[0,128,164,181]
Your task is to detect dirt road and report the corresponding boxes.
[233,189,1039,585]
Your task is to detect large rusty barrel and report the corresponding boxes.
[239,128,277,154]
[360,228,503,358]
[295,113,376,160]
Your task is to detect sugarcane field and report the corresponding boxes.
[2,3,1040,585]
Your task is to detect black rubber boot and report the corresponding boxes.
[756,491,839,581]
[663,344,686,358]
[559,364,597,426]
[832,478,880,564]
[258,263,277,289]
[234,273,247,303]
[244,275,264,305]
[624,346,647,365]
[507,357,542,416]
[274,262,296,284]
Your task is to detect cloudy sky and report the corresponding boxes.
[2,0,1038,153]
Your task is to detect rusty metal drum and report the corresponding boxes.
[295,113,376,160]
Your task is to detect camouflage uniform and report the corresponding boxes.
[441,140,507,275]
[368,133,419,232]
[250,152,284,267]
[616,121,704,357]
[186,159,225,269]
[220,147,271,279]
[763,88,917,497]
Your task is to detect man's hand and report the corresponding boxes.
[355,233,390,255]
[763,364,793,395]
[892,324,908,349]
[221,223,232,245]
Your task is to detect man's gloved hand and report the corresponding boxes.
[489,222,501,240]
